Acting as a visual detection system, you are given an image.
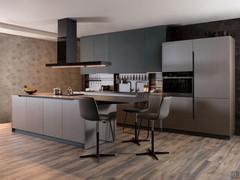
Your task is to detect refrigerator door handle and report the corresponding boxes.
[192,51,195,120]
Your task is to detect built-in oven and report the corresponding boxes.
[162,71,193,95]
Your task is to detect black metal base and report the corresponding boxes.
[136,148,169,160]
[122,138,149,146]
[80,153,115,159]
[80,130,115,162]
[122,113,150,145]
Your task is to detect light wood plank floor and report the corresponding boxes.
[0,123,240,180]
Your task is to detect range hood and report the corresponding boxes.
[46,18,111,68]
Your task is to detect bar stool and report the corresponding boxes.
[79,97,115,161]
[136,96,172,160]
[137,94,163,139]
[122,99,149,145]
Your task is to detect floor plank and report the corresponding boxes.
[0,123,239,180]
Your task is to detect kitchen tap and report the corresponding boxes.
[135,81,144,92]
[127,81,134,92]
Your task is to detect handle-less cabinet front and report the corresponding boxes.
[62,100,84,143]
[43,99,62,138]
[194,98,230,136]
[12,95,27,131]
[164,97,194,131]
[109,29,145,73]
[26,97,43,134]
[162,40,193,72]
[193,37,230,99]
[144,26,168,72]
[80,34,110,74]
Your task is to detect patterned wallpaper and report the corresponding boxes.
[0,33,81,123]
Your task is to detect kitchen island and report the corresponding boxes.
[12,93,147,149]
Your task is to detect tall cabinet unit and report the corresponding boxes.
[163,36,235,137]
[193,36,235,136]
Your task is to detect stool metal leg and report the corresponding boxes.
[147,120,150,139]
[80,121,115,162]
[122,113,149,145]
[122,112,128,133]
[160,119,163,133]
[136,120,169,160]
[137,118,142,138]
[109,119,115,142]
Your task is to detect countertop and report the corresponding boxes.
[17,92,148,104]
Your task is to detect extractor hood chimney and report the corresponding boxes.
[46,18,111,68]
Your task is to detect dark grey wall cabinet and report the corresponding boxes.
[80,26,170,74]
[144,26,168,72]
[109,29,145,73]
[80,34,110,74]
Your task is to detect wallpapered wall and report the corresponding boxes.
[0,33,81,123]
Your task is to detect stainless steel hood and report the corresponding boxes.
[46,18,111,68]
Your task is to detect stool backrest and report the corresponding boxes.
[159,96,172,120]
[148,94,162,113]
[79,97,99,121]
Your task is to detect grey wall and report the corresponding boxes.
[172,18,240,134]
[0,33,81,123]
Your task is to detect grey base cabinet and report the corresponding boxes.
[62,100,84,143]
[12,95,116,149]
[12,96,27,131]
[26,97,43,134]
[194,98,230,136]
[164,97,194,131]
[43,99,62,138]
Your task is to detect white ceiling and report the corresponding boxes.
[0,0,240,40]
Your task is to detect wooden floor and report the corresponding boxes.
[0,123,240,180]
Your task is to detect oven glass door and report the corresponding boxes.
[163,78,192,94]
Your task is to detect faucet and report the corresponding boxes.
[135,81,145,92]
[127,81,134,92]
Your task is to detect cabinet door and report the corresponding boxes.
[12,95,27,130]
[194,98,230,136]
[80,36,93,62]
[80,34,110,74]
[43,99,62,138]
[26,97,43,134]
[144,26,167,72]
[162,40,193,72]
[193,37,230,98]
[109,30,145,73]
[164,97,194,131]
[62,100,84,143]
